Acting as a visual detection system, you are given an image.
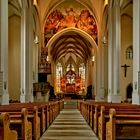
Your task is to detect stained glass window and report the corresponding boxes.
[56,62,62,92]
[126,46,133,60]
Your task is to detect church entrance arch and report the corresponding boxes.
[46,28,97,97]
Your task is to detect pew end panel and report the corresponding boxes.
[10,108,32,140]
[106,108,116,140]
[0,113,17,140]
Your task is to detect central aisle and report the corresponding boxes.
[40,108,99,140]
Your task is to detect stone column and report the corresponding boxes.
[95,41,106,101]
[95,49,102,101]
[85,59,89,91]
[108,1,121,103]
[32,36,39,83]
[132,0,140,104]
[20,1,33,102]
[0,0,9,105]
[92,56,96,99]
[35,40,39,82]
[100,44,106,100]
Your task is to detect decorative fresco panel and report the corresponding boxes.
[44,6,98,45]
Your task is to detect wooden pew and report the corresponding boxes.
[106,108,140,140]
[0,105,40,140]
[28,106,40,140]
[77,100,140,137]
[26,101,58,128]
[10,108,32,140]
[0,100,64,140]
[10,100,64,131]
[77,100,112,129]
[98,106,140,140]
[10,103,43,136]
[93,103,138,135]
[0,113,17,140]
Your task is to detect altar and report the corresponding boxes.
[60,69,82,96]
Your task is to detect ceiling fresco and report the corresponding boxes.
[44,0,98,46]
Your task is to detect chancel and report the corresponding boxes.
[1,0,140,140]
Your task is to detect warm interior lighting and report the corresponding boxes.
[102,36,107,44]
[104,0,108,6]
[34,35,39,44]
[33,0,38,6]
[92,56,95,66]
[92,56,95,62]
[46,56,49,62]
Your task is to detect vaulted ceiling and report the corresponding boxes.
[37,0,104,65]
[50,31,92,63]
[8,0,133,66]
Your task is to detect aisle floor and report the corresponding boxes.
[39,109,99,140]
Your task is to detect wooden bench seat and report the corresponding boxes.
[77,100,134,131]
[29,100,64,128]
[9,103,44,135]
[106,109,140,140]
[0,100,64,140]
[0,105,40,140]
[92,103,139,134]
[9,100,64,133]
[77,100,140,139]
[10,108,32,140]
[0,113,17,140]
[98,106,140,140]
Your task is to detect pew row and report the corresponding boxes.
[9,108,32,140]
[0,113,17,140]
[106,109,140,140]
[98,106,140,140]
[0,106,40,140]
[10,100,64,130]
[0,100,64,140]
[77,100,140,140]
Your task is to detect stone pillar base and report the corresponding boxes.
[27,93,33,102]
[1,92,9,105]
[107,94,121,103]
[20,94,26,103]
[95,96,106,102]
[95,88,106,102]
[20,93,34,103]
[132,92,140,105]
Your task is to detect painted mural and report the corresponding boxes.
[44,8,98,45]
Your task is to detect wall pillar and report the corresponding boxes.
[132,0,140,104]
[85,60,89,92]
[108,1,121,103]
[20,1,33,102]
[95,47,104,101]
[0,0,9,105]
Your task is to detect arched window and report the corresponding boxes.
[56,62,62,93]
[126,46,133,60]
[79,63,85,92]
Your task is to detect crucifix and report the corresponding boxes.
[121,64,130,77]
